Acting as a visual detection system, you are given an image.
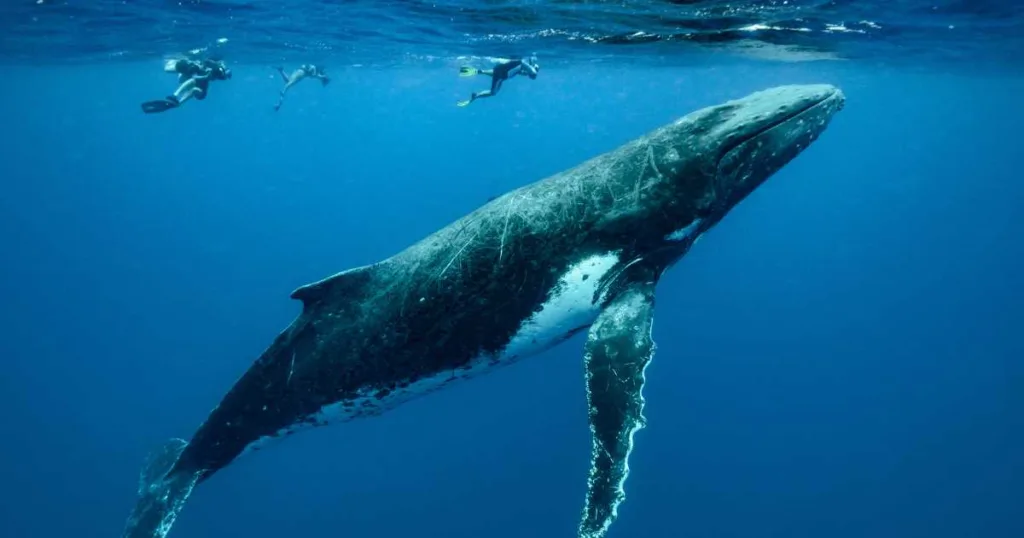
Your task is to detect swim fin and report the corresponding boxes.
[458,66,478,77]
[141,97,180,114]
[456,99,472,107]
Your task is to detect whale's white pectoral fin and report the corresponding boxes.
[579,279,657,538]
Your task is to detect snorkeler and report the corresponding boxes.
[456,54,540,107]
[141,58,232,114]
[274,64,330,111]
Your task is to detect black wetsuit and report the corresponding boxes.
[141,60,230,113]
[173,60,205,81]
[169,60,227,99]
[194,61,230,99]
[490,59,534,95]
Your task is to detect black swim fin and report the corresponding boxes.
[141,97,180,114]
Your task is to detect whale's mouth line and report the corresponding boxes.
[715,89,839,167]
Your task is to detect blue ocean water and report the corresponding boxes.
[1,2,1022,538]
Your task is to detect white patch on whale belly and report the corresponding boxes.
[500,251,621,360]
[239,252,622,458]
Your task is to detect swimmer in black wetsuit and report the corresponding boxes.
[274,64,330,111]
[141,58,232,114]
[456,55,540,107]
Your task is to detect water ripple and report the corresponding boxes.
[1,0,1021,68]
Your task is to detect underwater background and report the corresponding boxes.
[1,1,1022,538]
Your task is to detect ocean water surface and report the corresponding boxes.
[1,2,1022,538]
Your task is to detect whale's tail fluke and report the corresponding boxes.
[121,438,202,538]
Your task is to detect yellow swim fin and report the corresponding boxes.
[456,99,472,107]
[458,66,478,77]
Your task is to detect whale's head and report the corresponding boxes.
[652,84,844,242]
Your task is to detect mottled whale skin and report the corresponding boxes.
[122,84,845,538]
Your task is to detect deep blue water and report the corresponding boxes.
[2,2,1023,538]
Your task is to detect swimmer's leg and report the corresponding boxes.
[141,78,197,114]
[457,88,496,107]
[457,72,503,107]
[274,79,298,111]
[459,66,493,77]
[172,79,200,104]
[489,77,504,96]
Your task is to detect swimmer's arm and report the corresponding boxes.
[193,68,217,82]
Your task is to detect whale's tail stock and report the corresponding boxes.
[121,439,202,538]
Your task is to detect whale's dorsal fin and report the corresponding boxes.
[289,264,375,309]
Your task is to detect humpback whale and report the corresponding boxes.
[122,84,845,538]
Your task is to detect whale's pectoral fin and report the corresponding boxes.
[579,279,657,538]
[122,438,202,538]
[289,263,376,310]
